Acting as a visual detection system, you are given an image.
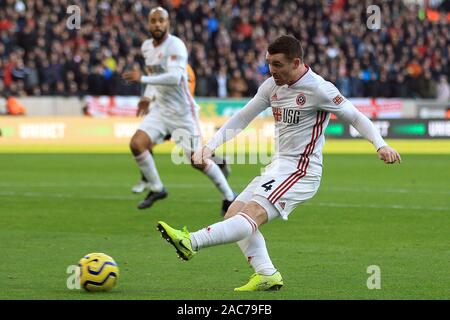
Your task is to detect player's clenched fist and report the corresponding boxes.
[377,146,402,164]
[192,146,213,165]
[136,98,150,117]
[123,70,141,82]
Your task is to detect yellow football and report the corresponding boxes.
[78,253,119,292]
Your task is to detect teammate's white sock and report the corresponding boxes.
[135,150,164,192]
[237,230,277,276]
[190,213,257,250]
[202,159,234,201]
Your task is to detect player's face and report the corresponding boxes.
[148,11,169,41]
[266,52,298,86]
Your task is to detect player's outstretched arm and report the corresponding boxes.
[123,67,182,86]
[194,78,272,165]
[318,83,402,165]
[192,100,264,165]
[336,103,402,164]
[204,93,270,151]
[123,70,142,82]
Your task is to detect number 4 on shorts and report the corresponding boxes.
[261,179,275,192]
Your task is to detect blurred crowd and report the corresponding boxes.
[0,0,449,100]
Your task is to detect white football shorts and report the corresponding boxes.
[235,160,321,221]
[138,106,202,154]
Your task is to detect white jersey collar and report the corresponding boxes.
[287,65,310,88]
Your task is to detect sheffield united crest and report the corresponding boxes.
[296,93,306,106]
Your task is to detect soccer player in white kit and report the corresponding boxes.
[123,7,236,213]
[156,35,401,291]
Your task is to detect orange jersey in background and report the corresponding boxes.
[187,63,196,96]
[6,97,26,115]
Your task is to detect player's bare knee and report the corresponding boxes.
[241,201,268,226]
[129,138,141,155]
[130,131,152,155]
[224,201,246,220]
[130,139,145,155]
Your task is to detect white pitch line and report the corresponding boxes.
[321,186,450,195]
[301,201,449,212]
[0,182,218,188]
[0,191,447,212]
[0,182,449,195]
[0,191,137,201]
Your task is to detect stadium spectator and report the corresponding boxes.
[417,71,437,98]
[437,75,450,102]
[195,65,218,97]
[0,0,449,99]
[392,73,410,98]
[216,66,228,98]
[228,69,248,98]
[377,72,393,98]
[336,68,351,98]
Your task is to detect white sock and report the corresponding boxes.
[190,213,257,250]
[134,150,163,192]
[203,159,234,201]
[237,230,277,276]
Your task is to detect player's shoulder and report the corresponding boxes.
[167,34,187,53]
[258,76,277,93]
[307,69,347,106]
[141,38,153,52]
[305,68,340,98]
[317,79,341,101]
[299,67,327,89]
[169,34,185,45]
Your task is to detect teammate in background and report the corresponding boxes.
[156,35,401,291]
[131,63,231,193]
[123,7,235,214]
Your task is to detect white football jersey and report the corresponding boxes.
[258,66,355,176]
[141,34,197,116]
[207,66,353,177]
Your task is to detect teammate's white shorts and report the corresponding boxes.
[138,106,201,154]
[235,160,321,221]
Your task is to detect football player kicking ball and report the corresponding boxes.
[123,7,235,214]
[157,35,401,291]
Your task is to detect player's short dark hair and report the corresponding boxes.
[268,35,303,61]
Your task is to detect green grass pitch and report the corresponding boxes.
[0,152,448,299]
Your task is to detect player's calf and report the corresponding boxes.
[241,201,269,227]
